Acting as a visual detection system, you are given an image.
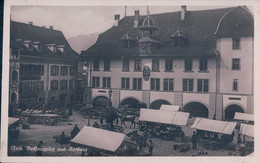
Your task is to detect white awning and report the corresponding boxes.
[239,124,254,137]
[234,112,254,122]
[160,104,180,112]
[8,117,19,127]
[191,118,237,135]
[139,108,190,126]
[71,126,126,152]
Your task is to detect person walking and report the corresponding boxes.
[191,131,198,150]
[36,140,43,156]
[148,139,154,156]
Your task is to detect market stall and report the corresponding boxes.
[139,109,189,141]
[71,126,137,156]
[191,118,237,149]
[8,117,20,143]
[234,112,254,122]
[159,104,180,112]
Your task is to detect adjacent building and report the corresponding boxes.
[9,21,78,114]
[81,6,254,120]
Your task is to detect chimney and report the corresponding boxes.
[28,21,33,28]
[134,10,140,28]
[181,5,187,20]
[49,26,53,34]
[114,14,120,26]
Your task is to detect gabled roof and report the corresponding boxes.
[10,20,78,59]
[82,6,253,58]
[120,33,137,41]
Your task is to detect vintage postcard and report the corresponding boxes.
[1,0,259,162]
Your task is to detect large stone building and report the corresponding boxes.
[9,21,78,114]
[81,6,254,120]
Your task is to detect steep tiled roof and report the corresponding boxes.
[10,20,78,59]
[82,6,253,58]
[214,6,253,37]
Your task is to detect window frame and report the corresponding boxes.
[92,77,100,88]
[50,65,59,76]
[232,38,241,50]
[184,59,193,72]
[183,79,194,92]
[134,59,142,71]
[197,79,209,92]
[102,77,111,88]
[199,58,208,72]
[165,59,173,71]
[60,80,68,90]
[104,59,111,71]
[121,78,130,89]
[60,66,68,76]
[151,78,160,91]
[133,78,142,90]
[50,80,59,91]
[152,59,160,72]
[232,58,240,70]
[163,78,174,91]
[122,59,130,71]
[233,79,238,91]
[93,59,100,71]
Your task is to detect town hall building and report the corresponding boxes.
[81,6,254,120]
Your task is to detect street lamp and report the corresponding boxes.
[108,87,113,107]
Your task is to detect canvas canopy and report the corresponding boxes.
[8,117,19,127]
[191,118,237,135]
[160,104,180,112]
[234,112,254,122]
[71,126,126,152]
[239,124,254,137]
[139,108,190,126]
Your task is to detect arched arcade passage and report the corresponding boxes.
[92,96,111,108]
[225,104,244,121]
[11,92,17,104]
[12,70,18,81]
[182,102,209,118]
[150,99,171,110]
[120,97,140,109]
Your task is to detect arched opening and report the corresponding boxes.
[225,104,244,121]
[182,102,209,118]
[12,70,18,81]
[92,96,111,109]
[150,99,171,110]
[11,92,17,104]
[120,98,141,109]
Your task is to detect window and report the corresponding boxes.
[121,78,130,89]
[232,58,240,70]
[103,77,111,88]
[183,79,193,92]
[164,78,174,91]
[134,59,142,71]
[20,64,44,76]
[133,78,142,90]
[173,38,186,47]
[122,59,129,71]
[51,65,59,76]
[37,81,44,92]
[93,59,99,71]
[232,38,240,49]
[70,66,77,75]
[184,59,192,71]
[104,59,110,71]
[151,78,160,91]
[233,79,238,91]
[197,79,209,92]
[50,80,59,91]
[60,66,68,76]
[92,77,100,88]
[122,40,129,48]
[199,58,208,71]
[165,59,173,71]
[60,80,68,90]
[69,80,74,89]
[152,59,160,71]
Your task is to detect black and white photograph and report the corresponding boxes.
[1,0,259,162]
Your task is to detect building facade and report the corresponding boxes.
[9,21,78,114]
[81,6,254,120]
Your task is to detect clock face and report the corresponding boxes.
[139,43,151,55]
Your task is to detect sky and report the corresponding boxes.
[10,5,248,39]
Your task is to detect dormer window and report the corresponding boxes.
[24,41,33,51]
[171,30,189,47]
[33,42,40,51]
[122,40,129,48]
[57,45,65,53]
[120,33,137,48]
[46,44,57,53]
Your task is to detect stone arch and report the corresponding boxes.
[11,92,17,104]
[182,101,209,118]
[120,97,141,109]
[224,103,245,121]
[12,70,18,81]
[92,96,111,108]
[150,99,171,110]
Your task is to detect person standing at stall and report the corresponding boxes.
[191,131,198,150]
[147,139,154,156]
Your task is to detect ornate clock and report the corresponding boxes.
[139,42,151,55]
